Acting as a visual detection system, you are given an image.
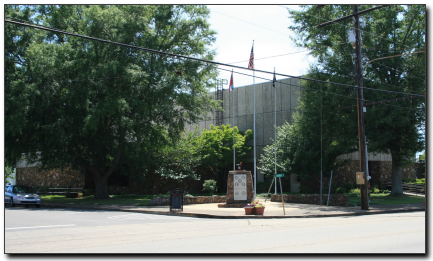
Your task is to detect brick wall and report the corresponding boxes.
[151,195,227,206]
[16,167,84,188]
[271,194,348,207]
[301,160,422,196]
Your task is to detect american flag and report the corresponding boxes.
[229,71,234,93]
[248,45,254,69]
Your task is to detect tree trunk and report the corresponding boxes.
[89,168,110,199]
[94,174,109,199]
[390,152,403,195]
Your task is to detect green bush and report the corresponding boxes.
[336,187,346,194]
[339,182,354,192]
[415,178,425,184]
[256,181,271,193]
[349,188,361,197]
[202,179,217,194]
[371,185,380,194]
[83,189,96,196]
[403,178,425,184]
[299,185,311,194]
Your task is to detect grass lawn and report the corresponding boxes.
[41,194,153,206]
[40,193,226,206]
[41,192,424,207]
[349,193,425,206]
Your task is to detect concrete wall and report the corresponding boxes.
[185,77,302,182]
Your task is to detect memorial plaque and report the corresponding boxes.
[233,174,247,200]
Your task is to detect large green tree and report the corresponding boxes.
[5,5,218,198]
[196,124,253,192]
[284,5,425,194]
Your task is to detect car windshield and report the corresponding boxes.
[13,186,36,194]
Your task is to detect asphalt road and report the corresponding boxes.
[5,207,425,254]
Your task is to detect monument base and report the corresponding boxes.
[226,170,254,204]
[217,203,250,208]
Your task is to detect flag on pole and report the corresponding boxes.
[248,45,254,69]
[272,70,276,88]
[229,71,234,93]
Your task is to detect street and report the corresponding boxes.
[5,207,425,253]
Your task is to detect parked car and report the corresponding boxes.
[5,185,41,208]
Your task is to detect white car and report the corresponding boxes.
[5,185,41,208]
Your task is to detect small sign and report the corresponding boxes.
[275,174,285,178]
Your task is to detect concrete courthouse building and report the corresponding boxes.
[184,77,303,192]
[184,77,421,192]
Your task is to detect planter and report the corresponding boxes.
[254,207,265,215]
[244,207,254,215]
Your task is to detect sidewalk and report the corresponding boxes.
[41,198,425,219]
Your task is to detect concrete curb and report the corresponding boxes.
[40,203,425,219]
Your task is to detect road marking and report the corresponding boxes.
[5,224,76,230]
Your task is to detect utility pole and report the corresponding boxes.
[317,5,389,210]
[354,5,369,210]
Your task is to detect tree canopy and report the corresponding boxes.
[5,5,219,198]
[259,5,425,194]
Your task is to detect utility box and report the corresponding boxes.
[356,172,365,185]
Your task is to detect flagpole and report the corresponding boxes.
[232,70,235,170]
[274,68,277,195]
[252,40,256,199]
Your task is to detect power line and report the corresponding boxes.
[217,66,423,112]
[286,7,425,53]
[369,61,425,82]
[5,18,424,98]
[210,8,291,37]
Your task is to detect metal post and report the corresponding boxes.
[327,171,333,207]
[233,73,235,169]
[253,40,256,199]
[279,177,285,215]
[354,5,369,210]
[274,68,277,195]
[265,176,275,202]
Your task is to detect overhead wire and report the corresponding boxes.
[217,66,423,111]
[283,6,425,55]
[5,18,425,99]
[279,7,426,95]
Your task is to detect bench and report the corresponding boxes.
[37,188,84,198]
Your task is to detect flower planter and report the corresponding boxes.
[244,207,254,215]
[254,207,265,215]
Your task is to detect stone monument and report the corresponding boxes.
[218,164,254,208]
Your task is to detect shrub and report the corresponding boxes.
[299,185,311,194]
[340,182,354,192]
[202,179,217,194]
[336,187,346,194]
[349,188,361,197]
[371,185,380,194]
[256,181,270,193]
[415,178,425,184]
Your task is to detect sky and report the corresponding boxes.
[206,5,314,90]
[206,4,427,159]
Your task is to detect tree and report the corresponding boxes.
[287,5,425,194]
[141,127,203,195]
[5,5,218,198]
[196,125,253,192]
[258,76,359,190]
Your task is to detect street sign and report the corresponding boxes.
[275,174,285,178]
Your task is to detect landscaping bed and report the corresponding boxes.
[151,195,227,206]
[270,194,349,207]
